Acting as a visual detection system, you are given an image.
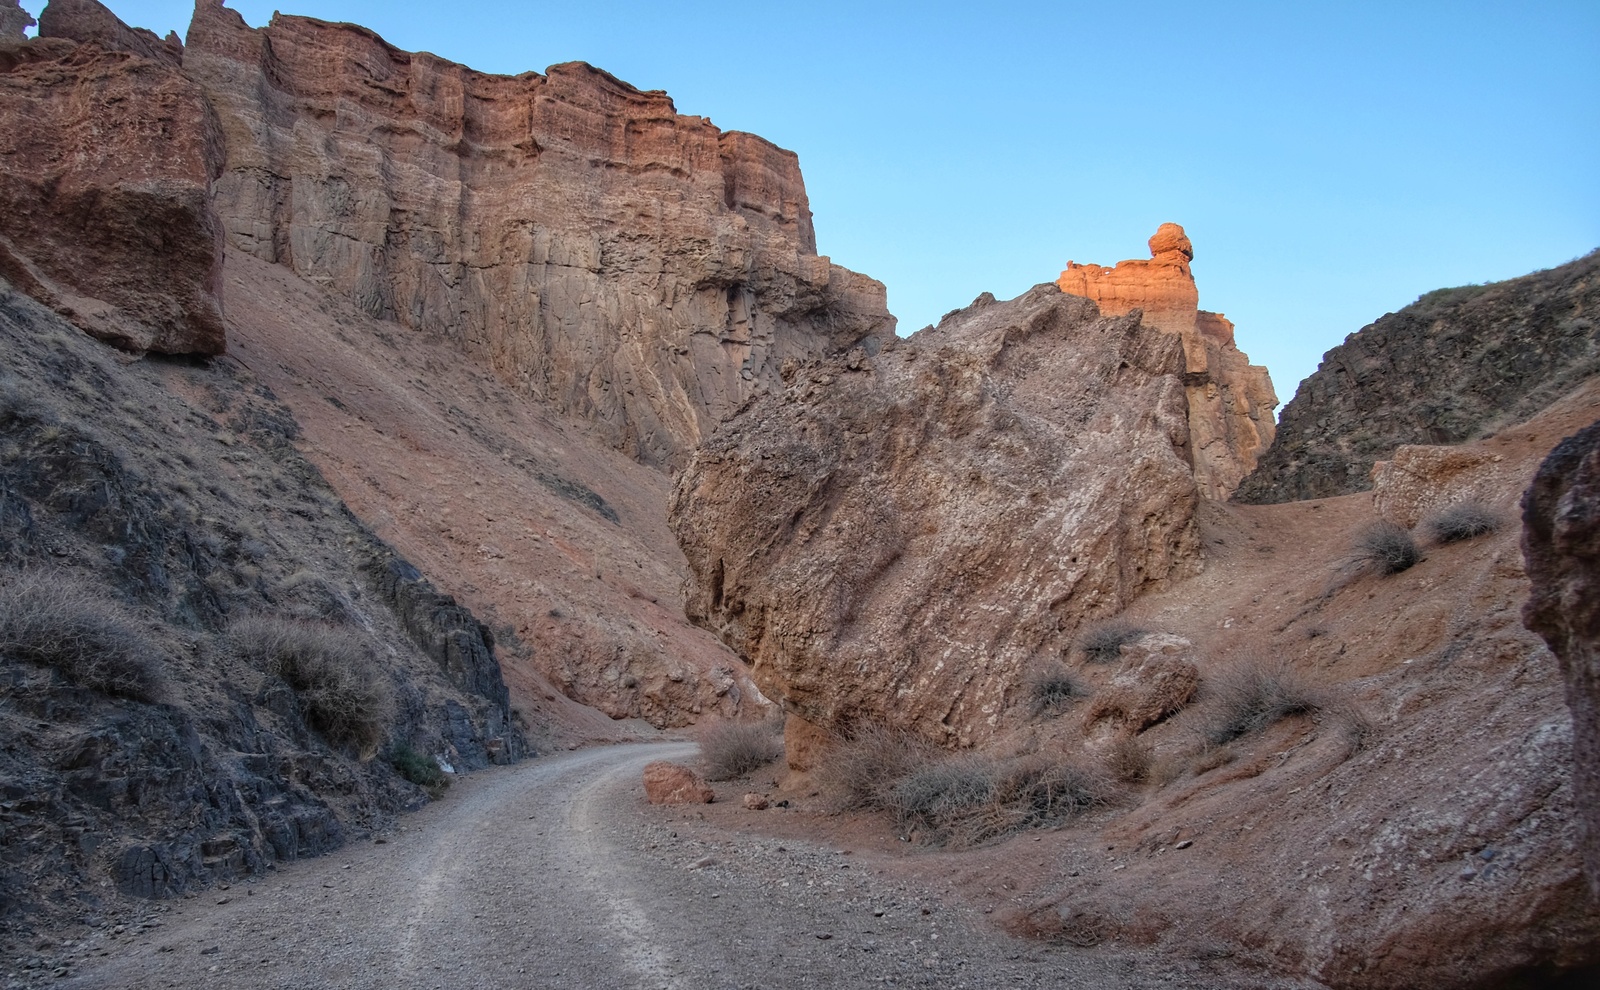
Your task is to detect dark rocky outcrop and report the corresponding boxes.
[0,1,33,42]
[1522,418,1600,900]
[0,277,523,938]
[1236,251,1600,504]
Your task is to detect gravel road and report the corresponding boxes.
[40,744,1284,989]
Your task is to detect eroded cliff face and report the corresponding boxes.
[0,0,225,354]
[182,0,894,468]
[670,286,1201,746]
[1236,250,1600,504]
[0,1,33,41]
[1057,223,1277,499]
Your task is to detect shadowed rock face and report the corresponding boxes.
[670,286,1200,746]
[1523,418,1600,900]
[0,1,33,42]
[183,0,894,469]
[1056,223,1277,500]
[1237,250,1600,505]
[0,1,226,354]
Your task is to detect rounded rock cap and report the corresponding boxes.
[1149,222,1194,262]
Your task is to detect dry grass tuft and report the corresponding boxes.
[229,615,393,755]
[1199,658,1323,745]
[0,569,162,701]
[698,718,784,780]
[1077,620,1147,663]
[1101,736,1153,784]
[1352,521,1422,576]
[1027,664,1084,716]
[889,755,1111,846]
[814,723,940,811]
[1425,502,1501,544]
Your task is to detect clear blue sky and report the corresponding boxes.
[49,1,1600,400]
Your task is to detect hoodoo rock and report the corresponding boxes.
[1237,250,1600,504]
[0,0,226,354]
[670,286,1201,747]
[1522,419,1600,899]
[183,1,894,469]
[1057,223,1277,499]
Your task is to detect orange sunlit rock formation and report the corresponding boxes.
[1058,223,1277,499]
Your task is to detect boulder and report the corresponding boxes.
[671,285,1200,747]
[642,761,714,805]
[1371,444,1518,528]
[1056,223,1277,499]
[1522,418,1600,898]
[741,792,769,811]
[0,3,225,354]
[182,2,893,468]
[1082,633,1201,734]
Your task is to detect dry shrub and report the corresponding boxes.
[1352,521,1421,576]
[229,615,393,754]
[1102,736,1153,784]
[1426,502,1500,544]
[0,569,161,701]
[890,755,1110,846]
[1027,664,1083,716]
[698,718,783,780]
[1078,620,1147,663]
[1200,659,1323,745]
[814,723,939,811]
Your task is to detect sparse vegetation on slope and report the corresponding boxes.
[1078,620,1147,664]
[1200,659,1324,745]
[228,615,395,755]
[698,718,784,780]
[1353,521,1422,575]
[1425,502,1501,544]
[0,569,163,701]
[1027,664,1084,715]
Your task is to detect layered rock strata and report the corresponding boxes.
[183,0,894,468]
[1057,223,1277,499]
[0,0,226,353]
[1522,418,1600,899]
[670,286,1201,746]
[1237,250,1600,504]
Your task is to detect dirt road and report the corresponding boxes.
[51,744,1287,989]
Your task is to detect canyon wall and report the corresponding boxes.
[1056,223,1277,499]
[1236,250,1600,504]
[0,1,225,354]
[182,0,894,468]
[670,286,1201,747]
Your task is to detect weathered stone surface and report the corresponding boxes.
[1238,250,1600,504]
[1057,224,1277,499]
[1522,419,1600,899]
[0,1,33,42]
[642,761,714,805]
[783,713,831,772]
[38,0,181,65]
[1371,444,1518,528]
[1082,633,1200,734]
[741,792,769,810]
[0,3,225,354]
[671,285,1200,747]
[183,1,893,469]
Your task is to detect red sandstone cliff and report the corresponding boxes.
[182,0,894,468]
[0,0,225,354]
[1058,223,1277,499]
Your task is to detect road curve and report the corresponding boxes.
[57,743,1258,989]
